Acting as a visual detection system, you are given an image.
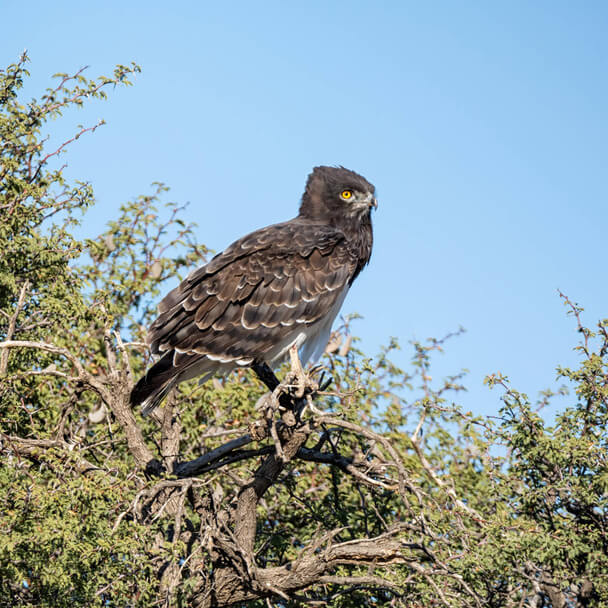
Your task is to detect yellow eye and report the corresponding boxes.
[341,189,353,200]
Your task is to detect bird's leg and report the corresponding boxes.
[251,360,293,412]
[313,370,332,392]
[289,345,308,399]
[251,361,280,392]
[251,360,295,459]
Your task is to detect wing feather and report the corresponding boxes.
[147,221,357,363]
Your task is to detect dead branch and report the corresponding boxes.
[0,280,29,374]
[196,531,412,607]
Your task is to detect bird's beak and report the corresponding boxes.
[369,196,378,210]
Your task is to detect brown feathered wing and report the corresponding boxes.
[130,220,357,414]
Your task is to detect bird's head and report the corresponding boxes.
[299,166,377,223]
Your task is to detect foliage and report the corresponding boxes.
[1,54,607,607]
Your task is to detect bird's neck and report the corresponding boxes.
[337,213,374,282]
[297,194,373,276]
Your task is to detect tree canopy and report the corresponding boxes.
[1,54,607,608]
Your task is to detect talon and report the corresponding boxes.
[319,374,333,391]
[308,364,325,377]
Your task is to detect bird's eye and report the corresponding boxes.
[340,190,353,200]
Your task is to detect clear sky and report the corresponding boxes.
[3,1,607,419]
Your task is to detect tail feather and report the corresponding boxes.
[130,350,222,415]
[130,351,177,416]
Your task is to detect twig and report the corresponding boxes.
[0,281,30,374]
[313,415,421,503]
[31,121,104,183]
[1,433,101,475]
[0,339,107,398]
[409,438,483,520]
[296,447,397,491]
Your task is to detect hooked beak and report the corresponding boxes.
[354,192,378,213]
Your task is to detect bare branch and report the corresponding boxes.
[317,574,400,591]
[0,280,30,374]
[0,339,108,398]
[174,433,255,477]
[409,438,483,520]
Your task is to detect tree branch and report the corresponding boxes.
[0,339,156,470]
[296,446,398,490]
[1,433,101,474]
[0,281,30,374]
[174,433,255,477]
[313,415,421,503]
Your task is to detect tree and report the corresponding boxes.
[1,54,607,607]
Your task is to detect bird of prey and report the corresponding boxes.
[130,166,377,414]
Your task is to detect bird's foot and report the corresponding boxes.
[287,345,319,398]
[307,365,333,392]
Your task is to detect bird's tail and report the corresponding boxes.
[130,351,178,416]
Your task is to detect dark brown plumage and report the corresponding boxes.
[130,166,377,414]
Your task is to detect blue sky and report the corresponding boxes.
[3,1,607,419]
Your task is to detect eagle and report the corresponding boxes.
[130,166,377,414]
